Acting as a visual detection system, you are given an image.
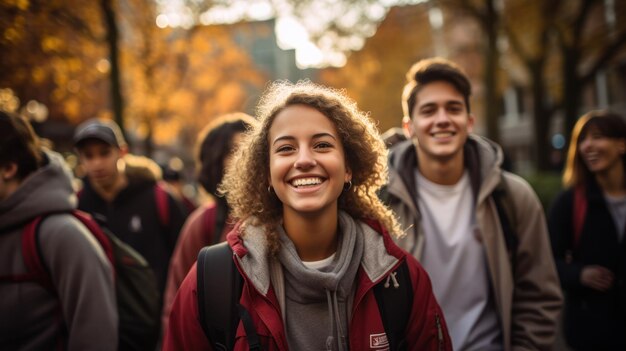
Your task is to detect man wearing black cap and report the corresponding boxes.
[73,118,187,305]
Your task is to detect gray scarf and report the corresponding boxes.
[277,211,364,351]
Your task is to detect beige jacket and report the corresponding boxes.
[384,135,562,351]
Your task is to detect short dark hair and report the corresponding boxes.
[402,57,472,119]
[0,111,43,180]
[196,113,255,196]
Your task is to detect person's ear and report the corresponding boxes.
[119,146,129,157]
[467,113,475,133]
[344,166,352,183]
[402,116,414,138]
[618,138,626,155]
[0,163,18,180]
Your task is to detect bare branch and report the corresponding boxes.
[581,29,626,85]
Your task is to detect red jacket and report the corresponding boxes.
[163,220,451,350]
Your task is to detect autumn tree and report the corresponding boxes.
[120,0,266,153]
[0,0,109,125]
[502,0,560,171]
[319,5,435,133]
[437,0,503,143]
[2,0,267,155]
[100,0,125,135]
[554,0,626,142]
[503,0,626,170]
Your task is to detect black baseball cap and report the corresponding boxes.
[73,118,127,148]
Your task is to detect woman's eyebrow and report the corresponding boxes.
[272,132,337,145]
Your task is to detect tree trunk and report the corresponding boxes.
[562,46,581,148]
[144,119,154,157]
[530,60,552,171]
[483,0,500,144]
[100,0,125,140]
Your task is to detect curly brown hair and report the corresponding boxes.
[220,80,400,254]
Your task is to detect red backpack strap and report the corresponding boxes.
[572,185,587,249]
[154,182,170,228]
[70,210,115,267]
[3,212,114,292]
[19,216,55,291]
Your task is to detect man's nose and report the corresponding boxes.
[434,108,451,124]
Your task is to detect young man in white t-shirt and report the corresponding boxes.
[382,57,562,351]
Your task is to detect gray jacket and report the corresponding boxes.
[384,135,562,351]
[0,150,117,350]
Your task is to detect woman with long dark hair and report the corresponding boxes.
[161,113,255,332]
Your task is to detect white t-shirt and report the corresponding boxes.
[302,253,336,270]
[416,170,502,351]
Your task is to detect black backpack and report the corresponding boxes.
[492,174,519,274]
[197,242,413,351]
[13,211,161,351]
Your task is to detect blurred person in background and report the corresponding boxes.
[381,126,408,149]
[548,110,626,350]
[73,118,187,303]
[161,112,255,331]
[0,111,117,350]
[161,160,197,214]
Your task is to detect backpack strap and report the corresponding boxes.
[572,185,587,250]
[17,216,55,291]
[17,212,115,284]
[70,211,115,267]
[492,173,518,274]
[197,242,245,350]
[237,304,262,351]
[154,182,170,228]
[373,260,412,351]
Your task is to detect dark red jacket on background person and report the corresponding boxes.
[161,202,234,332]
[163,219,452,351]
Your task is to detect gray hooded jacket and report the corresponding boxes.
[0,150,118,350]
[384,135,562,351]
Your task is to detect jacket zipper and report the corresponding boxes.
[435,313,443,351]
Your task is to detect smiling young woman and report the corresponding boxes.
[163,80,452,351]
[549,110,626,350]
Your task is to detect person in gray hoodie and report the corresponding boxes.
[0,111,117,350]
[382,57,562,351]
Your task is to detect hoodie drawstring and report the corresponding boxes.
[384,271,399,288]
[325,289,334,350]
[325,289,346,351]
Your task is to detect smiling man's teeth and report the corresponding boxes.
[432,132,454,138]
[292,177,322,187]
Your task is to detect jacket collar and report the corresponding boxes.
[226,217,402,296]
[387,134,505,206]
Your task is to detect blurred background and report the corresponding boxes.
[1,0,625,208]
